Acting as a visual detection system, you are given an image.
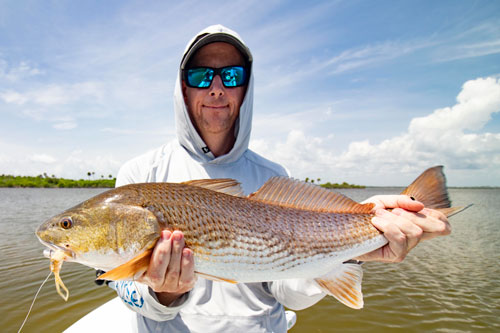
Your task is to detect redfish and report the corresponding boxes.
[36,166,466,308]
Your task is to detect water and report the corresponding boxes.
[1,187,499,332]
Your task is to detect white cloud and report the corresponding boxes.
[53,121,77,130]
[59,150,122,179]
[0,145,123,180]
[30,154,57,164]
[255,37,436,92]
[257,20,500,93]
[0,90,28,105]
[326,40,433,74]
[0,59,43,81]
[31,85,69,105]
[101,126,175,137]
[1,81,106,108]
[433,22,500,62]
[410,77,500,132]
[251,77,500,185]
[347,77,500,176]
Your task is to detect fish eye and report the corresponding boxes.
[60,217,73,229]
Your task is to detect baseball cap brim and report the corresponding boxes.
[180,33,253,71]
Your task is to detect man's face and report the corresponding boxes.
[182,42,246,141]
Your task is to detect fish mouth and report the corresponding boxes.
[37,236,75,259]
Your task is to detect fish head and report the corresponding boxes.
[36,193,161,270]
[36,207,83,261]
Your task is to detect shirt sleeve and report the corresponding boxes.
[267,279,326,311]
[109,281,192,321]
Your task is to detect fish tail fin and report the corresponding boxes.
[401,166,471,217]
[314,262,364,309]
[435,204,473,218]
[97,248,153,281]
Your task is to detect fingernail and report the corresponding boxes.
[392,208,403,215]
[173,231,183,241]
[161,230,172,240]
[183,249,192,258]
[375,209,387,216]
[371,216,386,228]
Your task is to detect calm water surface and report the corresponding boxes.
[1,187,499,332]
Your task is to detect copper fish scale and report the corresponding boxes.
[114,183,381,274]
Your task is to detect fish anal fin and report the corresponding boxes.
[195,271,238,284]
[182,179,244,196]
[97,248,153,281]
[248,177,373,214]
[314,263,364,309]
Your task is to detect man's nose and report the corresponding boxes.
[209,74,224,97]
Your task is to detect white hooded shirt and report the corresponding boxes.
[112,25,325,333]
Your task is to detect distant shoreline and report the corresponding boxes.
[2,174,363,189]
[0,175,115,188]
[320,182,365,189]
[1,175,495,189]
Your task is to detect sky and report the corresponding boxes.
[1,0,500,186]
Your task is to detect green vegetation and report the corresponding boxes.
[0,173,363,189]
[304,177,365,189]
[320,181,365,189]
[0,174,116,188]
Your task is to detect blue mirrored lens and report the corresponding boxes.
[187,68,214,88]
[186,66,246,88]
[220,66,245,87]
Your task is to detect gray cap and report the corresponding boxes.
[180,32,253,71]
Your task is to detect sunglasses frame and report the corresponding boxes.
[183,65,248,88]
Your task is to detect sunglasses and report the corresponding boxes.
[184,66,247,88]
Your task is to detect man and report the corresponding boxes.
[113,25,450,332]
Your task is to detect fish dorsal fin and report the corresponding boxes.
[182,179,244,196]
[314,262,364,309]
[97,248,153,281]
[401,166,451,209]
[248,177,374,213]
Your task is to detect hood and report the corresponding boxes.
[173,25,254,165]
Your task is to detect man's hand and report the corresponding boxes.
[137,230,196,306]
[355,195,451,263]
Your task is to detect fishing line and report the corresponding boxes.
[18,271,52,333]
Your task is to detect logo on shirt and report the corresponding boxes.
[202,146,210,154]
[115,281,144,308]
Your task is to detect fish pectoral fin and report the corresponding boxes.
[314,262,364,309]
[97,248,153,281]
[195,271,238,284]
